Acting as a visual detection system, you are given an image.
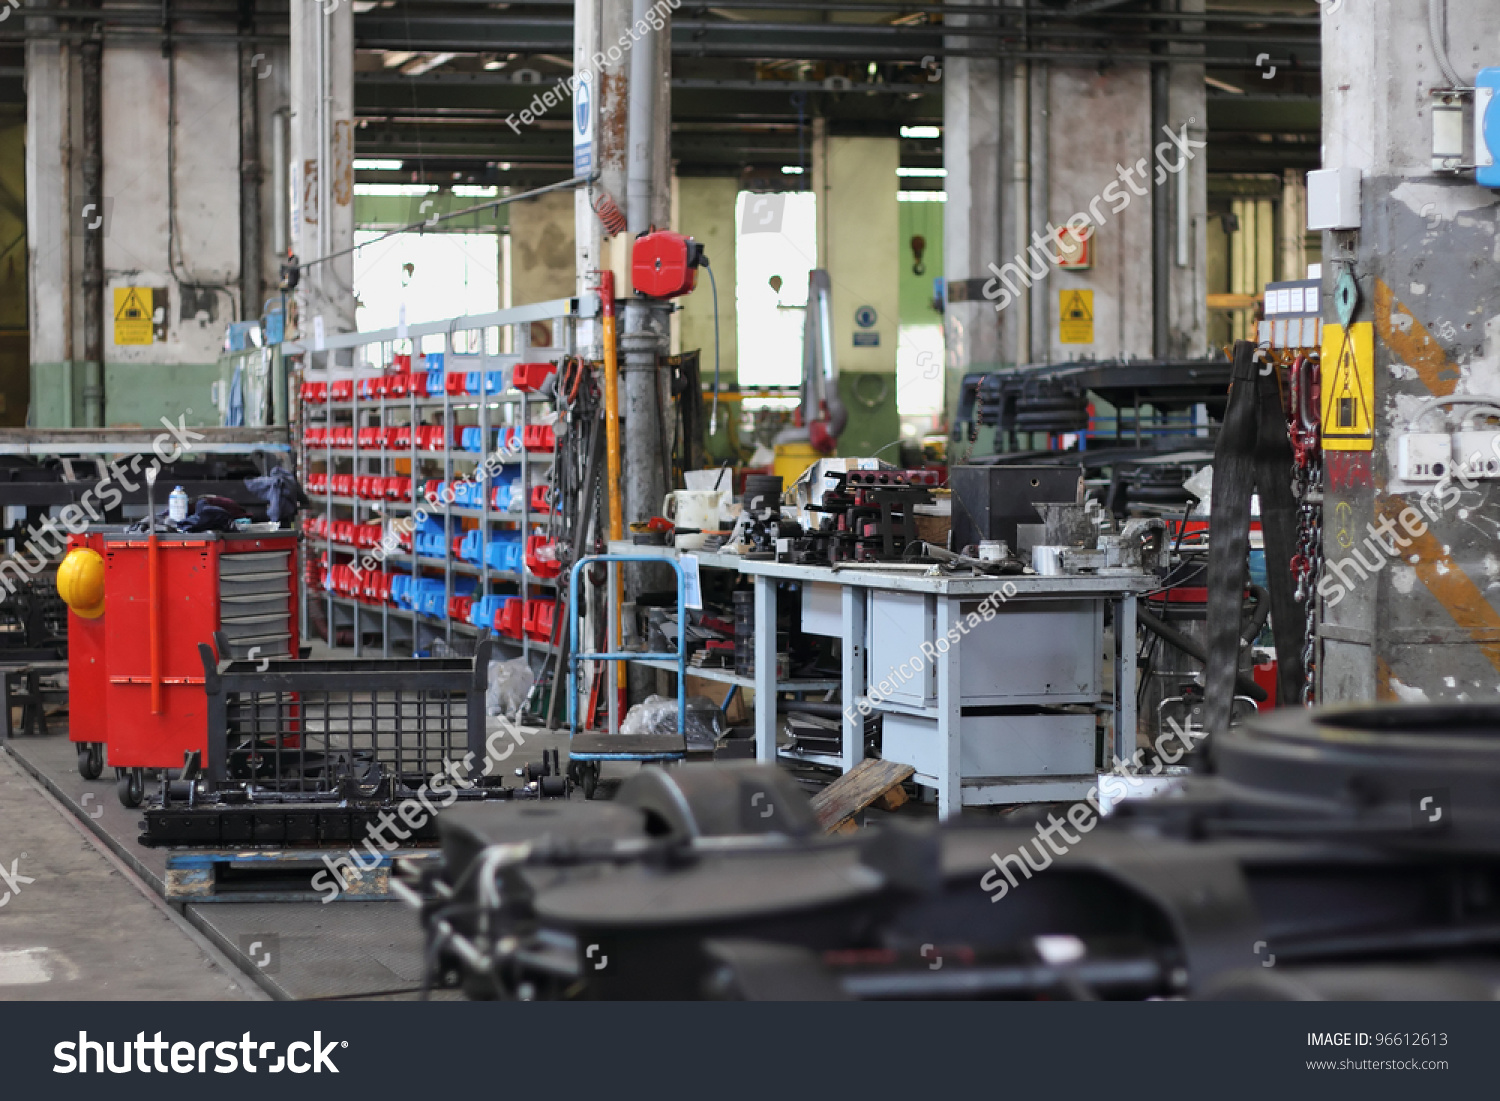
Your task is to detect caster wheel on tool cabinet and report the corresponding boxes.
[117,768,145,808]
[77,742,104,780]
[581,762,599,800]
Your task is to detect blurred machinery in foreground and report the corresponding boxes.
[407,703,1500,1001]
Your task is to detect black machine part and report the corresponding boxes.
[949,465,1084,553]
[412,704,1500,1001]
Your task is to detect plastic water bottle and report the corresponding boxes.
[168,485,189,524]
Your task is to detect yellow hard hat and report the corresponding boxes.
[57,546,105,619]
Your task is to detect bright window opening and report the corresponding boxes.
[734,191,817,388]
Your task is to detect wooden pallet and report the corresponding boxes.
[163,848,441,902]
[810,758,916,833]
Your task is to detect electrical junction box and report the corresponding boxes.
[1453,430,1500,478]
[1306,167,1361,231]
[1397,432,1453,482]
[1477,68,1500,189]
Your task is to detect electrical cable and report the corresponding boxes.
[703,259,722,435]
[1428,0,1464,88]
[294,175,594,274]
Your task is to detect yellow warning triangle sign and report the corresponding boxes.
[1320,321,1374,451]
[115,287,148,321]
[1062,291,1093,321]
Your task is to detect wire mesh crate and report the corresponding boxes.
[196,636,492,798]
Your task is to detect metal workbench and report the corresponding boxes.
[736,559,1157,818]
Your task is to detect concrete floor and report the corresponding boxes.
[0,748,261,1000]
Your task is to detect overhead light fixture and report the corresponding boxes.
[897,166,946,178]
[900,125,941,139]
[483,57,505,71]
[400,52,456,77]
[453,185,499,198]
[898,190,946,203]
[353,158,403,171]
[781,165,805,175]
[354,183,437,197]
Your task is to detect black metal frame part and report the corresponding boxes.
[197,635,492,793]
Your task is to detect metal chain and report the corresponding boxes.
[1286,352,1322,706]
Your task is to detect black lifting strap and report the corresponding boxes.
[1204,340,1304,734]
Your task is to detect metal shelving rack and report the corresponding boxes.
[286,298,588,659]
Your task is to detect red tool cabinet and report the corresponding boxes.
[85,530,299,805]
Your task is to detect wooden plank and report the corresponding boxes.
[810,758,915,833]
[1206,292,1261,312]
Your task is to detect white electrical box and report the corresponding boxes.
[1454,430,1500,478]
[1307,167,1362,231]
[1398,433,1453,482]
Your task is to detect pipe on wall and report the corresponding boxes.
[80,38,103,427]
[1150,51,1170,360]
[271,107,287,258]
[1010,56,1030,364]
[239,35,263,327]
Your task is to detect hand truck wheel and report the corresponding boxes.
[77,742,104,780]
[581,761,599,800]
[117,768,145,808]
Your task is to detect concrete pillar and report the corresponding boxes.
[510,190,577,306]
[942,17,1206,385]
[673,177,738,384]
[942,6,1003,394]
[1318,0,1500,704]
[25,34,72,425]
[289,0,355,340]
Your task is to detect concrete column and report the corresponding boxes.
[673,177,738,384]
[289,0,355,340]
[25,34,73,425]
[1318,0,1500,704]
[942,4,1003,396]
[511,190,577,306]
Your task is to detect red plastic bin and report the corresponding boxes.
[497,598,525,639]
[524,535,561,578]
[512,362,557,392]
[523,599,556,642]
[523,424,556,452]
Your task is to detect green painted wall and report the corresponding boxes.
[31,362,221,428]
[898,200,944,327]
[103,363,222,427]
[836,371,901,460]
[675,177,739,383]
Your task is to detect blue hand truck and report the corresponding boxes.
[567,554,687,799]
